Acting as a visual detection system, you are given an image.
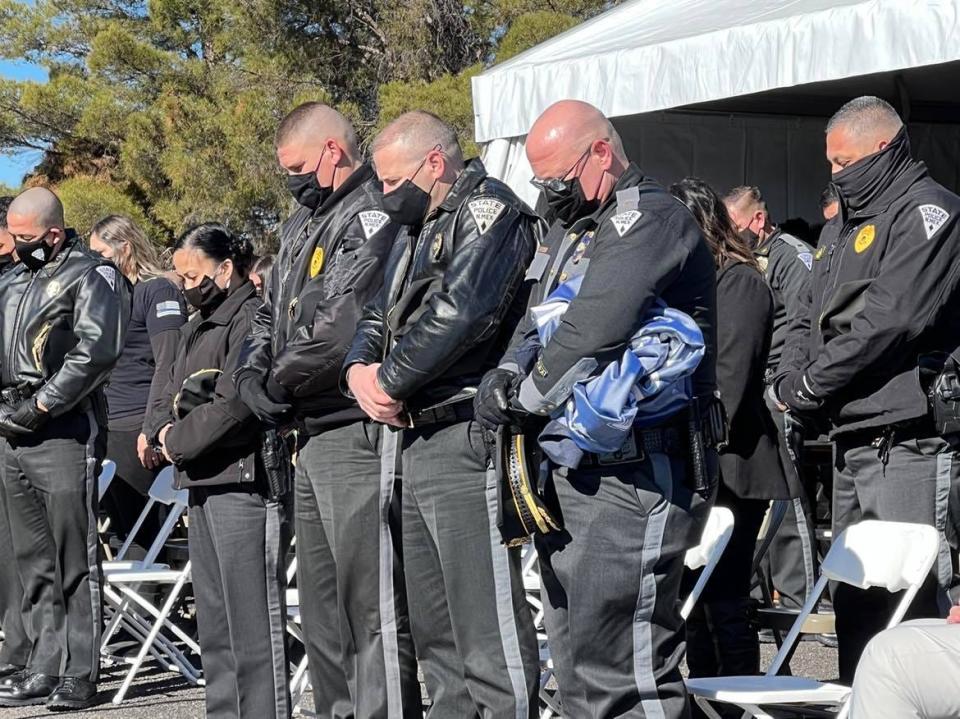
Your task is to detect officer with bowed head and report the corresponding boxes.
[0,187,129,710]
[344,110,541,716]
[476,99,720,718]
[233,101,420,717]
[776,95,960,682]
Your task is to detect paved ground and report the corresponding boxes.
[0,640,839,718]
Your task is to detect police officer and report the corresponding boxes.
[0,187,129,710]
[725,185,818,612]
[776,96,960,682]
[477,100,718,718]
[234,102,421,717]
[0,195,31,687]
[344,111,540,717]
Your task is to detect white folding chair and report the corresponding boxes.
[687,520,941,719]
[283,540,314,716]
[99,467,201,702]
[681,506,735,620]
[96,459,117,559]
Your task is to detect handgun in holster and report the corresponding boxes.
[929,352,960,438]
[261,427,296,502]
[494,424,563,547]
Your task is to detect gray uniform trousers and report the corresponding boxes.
[832,432,959,683]
[0,409,103,681]
[850,618,960,719]
[0,437,30,669]
[294,421,422,718]
[759,395,817,611]
[536,450,713,719]
[401,419,540,718]
[189,486,290,719]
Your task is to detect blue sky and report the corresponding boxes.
[0,59,48,189]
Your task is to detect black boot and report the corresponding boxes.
[47,676,99,711]
[0,672,60,706]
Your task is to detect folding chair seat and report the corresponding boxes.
[687,520,941,719]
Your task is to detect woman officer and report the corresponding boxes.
[145,223,290,719]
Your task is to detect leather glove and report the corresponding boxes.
[777,371,823,414]
[235,370,293,425]
[0,398,47,437]
[475,368,521,431]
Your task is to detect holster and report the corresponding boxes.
[494,424,562,547]
[261,428,296,502]
[687,396,725,497]
[929,354,960,438]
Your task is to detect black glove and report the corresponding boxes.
[235,370,293,425]
[777,371,823,414]
[475,368,521,431]
[0,398,47,437]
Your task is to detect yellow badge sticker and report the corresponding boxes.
[815,246,825,261]
[309,247,324,278]
[854,225,876,254]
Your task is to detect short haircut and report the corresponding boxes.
[274,101,358,152]
[724,185,766,215]
[819,184,839,209]
[0,196,13,230]
[826,96,903,137]
[371,111,463,164]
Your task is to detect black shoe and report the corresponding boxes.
[0,672,60,706]
[0,663,23,680]
[0,668,29,690]
[47,677,98,711]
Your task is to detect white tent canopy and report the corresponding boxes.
[474,0,960,220]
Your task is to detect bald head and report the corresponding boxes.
[371,111,463,166]
[8,187,64,231]
[825,96,904,174]
[526,100,627,178]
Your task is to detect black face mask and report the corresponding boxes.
[832,126,913,214]
[381,149,438,227]
[382,180,432,226]
[738,226,760,250]
[286,149,331,210]
[542,178,600,227]
[15,234,55,271]
[183,275,226,315]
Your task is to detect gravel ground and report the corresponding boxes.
[0,640,840,718]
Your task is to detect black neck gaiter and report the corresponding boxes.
[832,127,913,214]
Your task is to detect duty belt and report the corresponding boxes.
[406,399,474,428]
[0,384,35,406]
[579,424,684,468]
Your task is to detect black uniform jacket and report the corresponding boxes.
[506,162,717,416]
[237,163,399,434]
[755,230,813,376]
[0,231,129,416]
[147,281,261,490]
[716,261,790,500]
[801,158,960,435]
[343,158,540,411]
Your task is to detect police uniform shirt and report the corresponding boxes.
[105,276,186,423]
[512,162,717,415]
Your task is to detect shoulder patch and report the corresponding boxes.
[156,300,182,319]
[610,210,642,237]
[96,265,117,291]
[358,210,390,240]
[797,252,813,271]
[468,198,507,235]
[918,204,950,240]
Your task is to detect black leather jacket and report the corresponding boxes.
[0,232,129,416]
[343,158,540,411]
[236,163,399,434]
